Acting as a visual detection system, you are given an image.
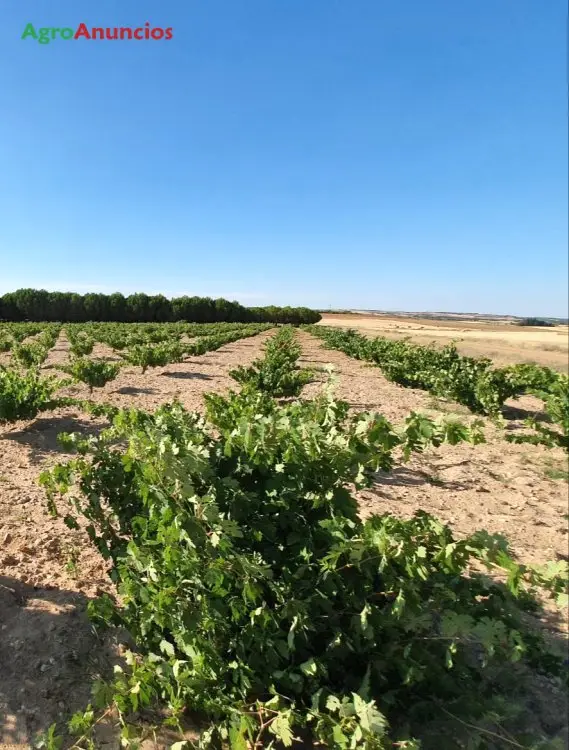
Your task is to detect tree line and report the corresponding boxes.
[516,317,555,327]
[0,289,321,325]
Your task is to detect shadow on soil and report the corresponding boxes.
[502,403,551,423]
[501,392,552,425]
[0,576,119,747]
[349,401,393,412]
[431,459,471,470]
[115,386,158,395]
[375,466,473,491]
[1,416,102,465]
[160,371,214,380]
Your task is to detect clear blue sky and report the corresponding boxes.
[1,1,567,316]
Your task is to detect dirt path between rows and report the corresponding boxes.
[0,330,274,748]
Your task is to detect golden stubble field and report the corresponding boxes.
[318,313,569,371]
[0,327,567,747]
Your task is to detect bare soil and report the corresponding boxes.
[1,329,567,747]
[318,313,569,371]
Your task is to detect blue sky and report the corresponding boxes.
[1,1,567,316]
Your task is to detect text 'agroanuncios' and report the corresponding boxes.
[22,22,174,44]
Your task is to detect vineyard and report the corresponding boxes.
[305,326,569,450]
[0,321,567,749]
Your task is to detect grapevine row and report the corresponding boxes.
[0,322,273,422]
[306,326,569,449]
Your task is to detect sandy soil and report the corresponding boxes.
[318,314,569,371]
[1,328,567,747]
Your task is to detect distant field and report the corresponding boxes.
[318,313,569,371]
